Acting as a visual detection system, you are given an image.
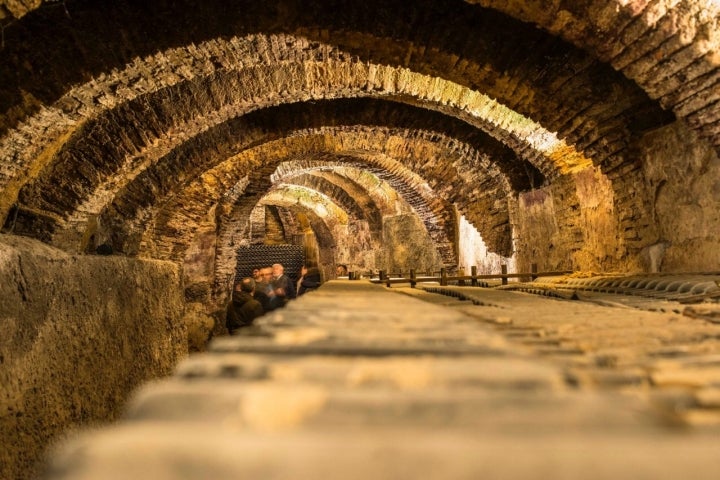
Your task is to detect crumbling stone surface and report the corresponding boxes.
[382,214,444,273]
[0,0,40,19]
[513,167,624,272]
[182,302,216,353]
[184,282,211,303]
[38,280,720,479]
[636,121,720,272]
[0,234,187,480]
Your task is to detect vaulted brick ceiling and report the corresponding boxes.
[273,171,384,239]
[1,0,717,277]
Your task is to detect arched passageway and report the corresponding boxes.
[1,1,720,479]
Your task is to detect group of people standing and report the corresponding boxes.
[226,263,323,334]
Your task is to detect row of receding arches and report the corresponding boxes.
[1,0,719,306]
[245,161,452,280]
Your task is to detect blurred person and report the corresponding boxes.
[254,266,275,311]
[252,268,263,282]
[272,263,296,306]
[297,265,308,293]
[226,277,264,334]
[298,267,322,296]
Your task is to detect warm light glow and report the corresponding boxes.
[260,185,349,224]
[454,86,593,174]
[457,214,515,274]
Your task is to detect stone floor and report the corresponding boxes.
[41,280,720,479]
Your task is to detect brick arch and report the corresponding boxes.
[2,23,659,264]
[1,0,711,156]
[264,204,337,251]
[265,205,301,243]
[137,144,460,265]
[274,172,383,241]
[259,186,348,249]
[261,186,349,227]
[0,0,679,175]
[118,111,533,266]
[8,61,546,236]
[36,100,522,260]
[210,166,455,297]
[272,165,399,218]
[0,3,711,212]
[242,155,458,262]
[2,27,598,229]
[472,1,719,151]
[270,206,335,250]
[0,3,705,264]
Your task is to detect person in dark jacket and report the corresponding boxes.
[271,263,296,307]
[254,267,275,312]
[226,277,264,334]
[298,267,322,296]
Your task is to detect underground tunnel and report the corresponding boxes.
[1,1,720,478]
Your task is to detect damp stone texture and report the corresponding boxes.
[0,234,187,480]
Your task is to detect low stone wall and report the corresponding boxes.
[0,235,187,480]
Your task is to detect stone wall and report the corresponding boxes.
[0,235,187,480]
[336,219,375,273]
[636,121,720,272]
[457,214,514,275]
[512,187,561,273]
[512,122,720,275]
[381,214,444,273]
[513,167,619,274]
